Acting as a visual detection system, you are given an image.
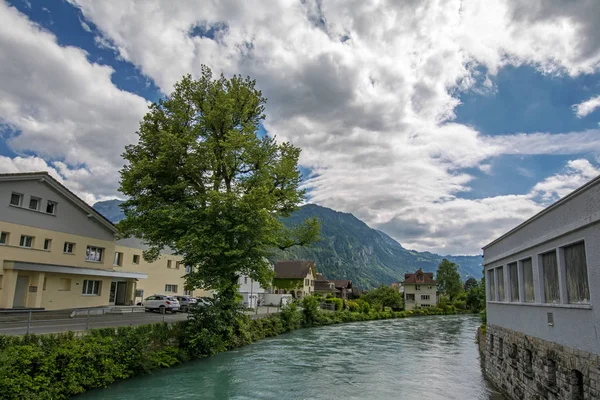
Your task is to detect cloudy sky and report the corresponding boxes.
[1,0,600,255]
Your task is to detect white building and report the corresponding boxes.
[238,274,268,308]
[482,174,599,399]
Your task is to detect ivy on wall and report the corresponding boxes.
[272,278,303,290]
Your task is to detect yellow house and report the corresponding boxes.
[402,269,438,311]
[115,237,212,303]
[0,172,212,310]
[272,260,316,299]
[0,172,146,310]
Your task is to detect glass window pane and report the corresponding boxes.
[564,242,590,304]
[542,251,560,303]
[522,259,535,302]
[496,267,505,301]
[509,263,519,302]
[487,269,496,301]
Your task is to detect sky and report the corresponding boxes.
[1,0,600,255]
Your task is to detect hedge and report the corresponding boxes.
[0,304,458,399]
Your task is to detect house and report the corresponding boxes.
[238,274,269,308]
[332,279,353,300]
[272,260,316,299]
[115,237,212,304]
[0,172,210,310]
[314,273,336,296]
[402,269,437,310]
[0,172,146,309]
[391,282,404,294]
[482,174,599,399]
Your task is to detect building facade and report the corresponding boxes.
[0,172,210,310]
[0,172,146,310]
[482,175,599,400]
[272,260,316,298]
[402,269,437,311]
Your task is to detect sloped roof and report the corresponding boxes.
[402,269,436,284]
[0,171,117,234]
[316,273,328,281]
[274,260,315,279]
[332,279,352,289]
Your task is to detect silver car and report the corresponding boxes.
[142,294,180,313]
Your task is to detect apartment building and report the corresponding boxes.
[0,172,210,310]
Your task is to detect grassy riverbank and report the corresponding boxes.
[0,304,460,399]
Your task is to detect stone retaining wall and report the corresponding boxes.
[480,324,599,400]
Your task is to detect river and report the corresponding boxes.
[81,315,504,400]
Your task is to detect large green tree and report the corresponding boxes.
[119,66,319,303]
[436,259,463,301]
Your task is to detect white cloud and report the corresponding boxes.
[2,0,598,254]
[79,18,92,33]
[572,95,600,118]
[530,159,600,203]
[0,2,148,203]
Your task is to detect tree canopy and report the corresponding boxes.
[436,259,462,301]
[362,286,404,310]
[119,66,319,300]
[464,277,478,292]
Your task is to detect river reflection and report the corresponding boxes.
[81,315,505,400]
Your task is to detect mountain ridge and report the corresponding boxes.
[93,200,482,289]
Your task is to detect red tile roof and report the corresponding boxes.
[402,269,436,284]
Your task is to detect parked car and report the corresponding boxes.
[172,295,197,312]
[141,295,180,313]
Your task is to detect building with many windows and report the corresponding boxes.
[0,172,209,310]
[482,175,599,400]
[402,269,437,310]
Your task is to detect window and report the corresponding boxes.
[508,262,519,302]
[185,265,191,274]
[10,193,22,206]
[541,251,560,303]
[421,295,430,300]
[0,232,8,245]
[524,349,533,375]
[496,266,505,301]
[571,370,584,400]
[563,242,590,304]
[522,258,535,302]
[167,260,172,269]
[165,284,178,293]
[416,285,421,290]
[487,269,496,301]
[20,235,33,248]
[46,201,57,214]
[28,196,40,210]
[63,242,75,254]
[86,246,104,262]
[58,278,71,291]
[176,261,182,269]
[113,252,123,266]
[406,293,415,301]
[184,290,192,296]
[82,280,101,295]
[43,239,52,250]
[133,254,140,264]
[244,277,248,284]
[421,304,431,308]
[489,335,494,354]
[498,338,504,359]
[305,278,309,286]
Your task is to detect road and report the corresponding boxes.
[0,306,280,336]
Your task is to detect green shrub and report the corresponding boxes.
[346,300,359,312]
[325,297,343,310]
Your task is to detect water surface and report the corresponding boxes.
[81,315,504,400]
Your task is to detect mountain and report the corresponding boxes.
[92,200,483,289]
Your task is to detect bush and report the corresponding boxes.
[325,297,343,311]
[346,300,359,312]
[480,310,487,324]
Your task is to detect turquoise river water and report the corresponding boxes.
[80,315,505,400]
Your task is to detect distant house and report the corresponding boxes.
[402,269,437,310]
[391,282,404,294]
[314,273,336,296]
[272,260,316,299]
[332,280,353,300]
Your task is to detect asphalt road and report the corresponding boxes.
[0,306,280,336]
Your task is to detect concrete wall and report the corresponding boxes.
[238,275,267,294]
[0,180,114,242]
[404,283,437,311]
[484,216,600,355]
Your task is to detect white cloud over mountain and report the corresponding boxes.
[1,0,600,254]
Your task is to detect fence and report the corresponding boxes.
[0,306,281,336]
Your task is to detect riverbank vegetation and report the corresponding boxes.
[0,296,461,399]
